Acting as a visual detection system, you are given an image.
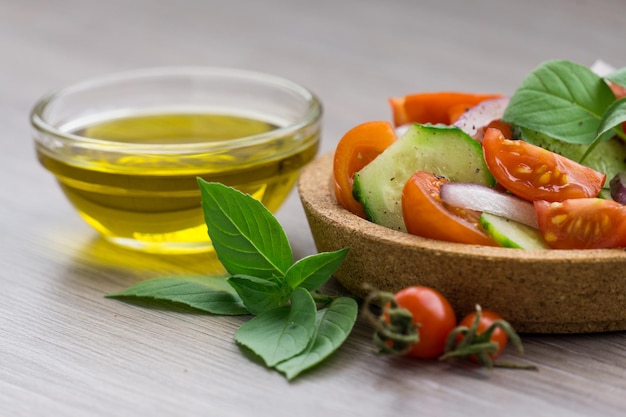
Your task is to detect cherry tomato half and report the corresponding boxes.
[389,92,502,127]
[534,198,626,249]
[458,310,508,360]
[333,121,396,218]
[482,128,606,202]
[392,286,457,359]
[402,171,498,246]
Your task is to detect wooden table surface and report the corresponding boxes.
[3,0,626,416]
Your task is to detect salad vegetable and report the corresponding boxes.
[352,123,494,232]
[482,127,607,202]
[534,198,626,249]
[389,92,502,126]
[333,121,397,218]
[402,171,498,246]
[333,59,626,249]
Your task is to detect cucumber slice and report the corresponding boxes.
[353,123,495,232]
[480,212,550,249]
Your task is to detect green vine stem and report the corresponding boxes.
[361,286,419,356]
[440,304,538,371]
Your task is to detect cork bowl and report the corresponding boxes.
[298,153,626,333]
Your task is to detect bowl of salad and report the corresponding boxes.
[298,60,626,333]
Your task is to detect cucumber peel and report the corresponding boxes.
[480,212,549,249]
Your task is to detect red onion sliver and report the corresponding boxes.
[453,97,510,140]
[610,172,626,204]
[440,182,539,229]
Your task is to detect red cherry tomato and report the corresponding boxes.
[390,286,457,359]
[389,92,502,126]
[402,171,498,246]
[534,198,626,249]
[458,310,508,360]
[333,121,396,218]
[482,128,606,202]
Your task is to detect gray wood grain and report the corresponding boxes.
[2,0,626,416]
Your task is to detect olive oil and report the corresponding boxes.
[36,113,319,253]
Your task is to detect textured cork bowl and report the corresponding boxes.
[298,153,626,333]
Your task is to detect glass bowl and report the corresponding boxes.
[32,67,322,254]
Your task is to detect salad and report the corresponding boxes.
[333,60,626,250]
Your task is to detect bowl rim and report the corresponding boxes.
[30,66,322,154]
[299,152,626,262]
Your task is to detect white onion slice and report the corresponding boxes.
[395,124,410,137]
[590,59,616,77]
[453,97,510,140]
[440,182,538,229]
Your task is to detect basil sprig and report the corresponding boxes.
[108,180,357,380]
[502,60,626,161]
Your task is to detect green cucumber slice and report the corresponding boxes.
[353,123,495,232]
[480,212,549,249]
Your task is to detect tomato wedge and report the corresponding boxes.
[482,128,606,202]
[534,198,626,249]
[333,121,396,218]
[402,171,498,246]
[389,92,502,127]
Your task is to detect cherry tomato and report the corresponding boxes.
[609,81,626,99]
[458,310,508,360]
[482,128,606,202]
[484,119,513,139]
[402,171,498,246]
[391,286,457,359]
[333,121,396,218]
[534,198,626,249]
[389,92,502,126]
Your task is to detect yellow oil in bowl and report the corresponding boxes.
[32,68,322,254]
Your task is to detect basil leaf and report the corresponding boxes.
[503,60,616,144]
[597,97,626,138]
[235,287,316,367]
[284,248,349,291]
[106,275,249,315]
[227,275,288,315]
[582,97,626,162]
[275,297,358,380]
[607,67,626,88]
[198,180,292,279]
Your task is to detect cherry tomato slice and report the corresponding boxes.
[482,128,606,202]
[333,121,396,218]
[534,198,626,249]
[458,310,508,360]
[392,286,457,359]
[402,171,498,246]
[389,92,502,127]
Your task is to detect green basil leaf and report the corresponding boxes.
[275,296,358,380]
[198,180,292,279]
[581,97,626,162]
[607,67,626,88]
[503,60,616,144]
[106,275,249,315]
[235,287,316,367]
[597,97,626,138]
[227,275,287,315]
[284,248,349,291]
